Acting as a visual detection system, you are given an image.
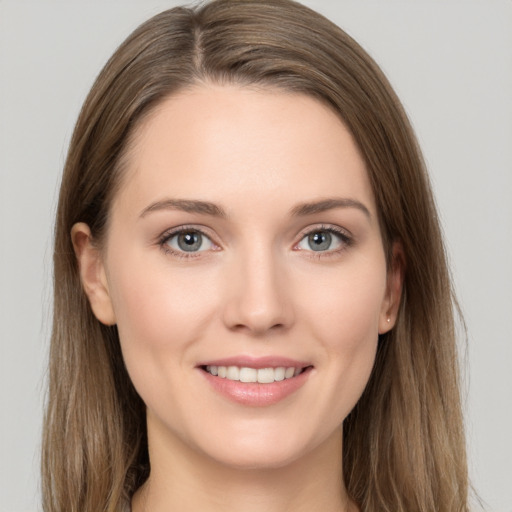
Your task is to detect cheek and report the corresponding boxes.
[105,250,220,390]
[110,253,215,341]
[303,259,387,352]
[298,257,386,417]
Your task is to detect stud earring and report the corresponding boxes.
[387,317,391,323]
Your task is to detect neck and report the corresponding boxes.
[132,424,356,512]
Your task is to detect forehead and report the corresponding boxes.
[113,84,376,220]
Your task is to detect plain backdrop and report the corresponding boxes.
[1,1,511,511]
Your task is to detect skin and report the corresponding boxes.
[73,84,402,512]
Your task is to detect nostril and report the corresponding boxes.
[230,321,286,336]
[221,277,295,334]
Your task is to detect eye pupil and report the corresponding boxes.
[308,231,332,251]
[178,232,202,251]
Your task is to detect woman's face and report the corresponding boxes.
[77,84,400,470]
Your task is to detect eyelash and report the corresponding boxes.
[157,224,353,259]
[158,225,217,259]
[295,224,353,259]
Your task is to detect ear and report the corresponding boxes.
[378,242,405,334]
[71,222,116,326]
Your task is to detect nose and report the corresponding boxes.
[222,246,295,336]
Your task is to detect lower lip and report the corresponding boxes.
[199,367,312,407]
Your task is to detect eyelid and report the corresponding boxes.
[293,224,353,254]
[156,223,353,259]
[157,225,221,257]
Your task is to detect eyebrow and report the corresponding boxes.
[139,199,227,218]
[290,198,371,219]
[139,196,371,220]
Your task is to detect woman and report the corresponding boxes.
[42,0,469,510]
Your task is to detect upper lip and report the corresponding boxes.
[197,355,312,370]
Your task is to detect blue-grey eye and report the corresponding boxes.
[297,230,344,252]
[166,231,213,252]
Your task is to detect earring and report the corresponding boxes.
[387,317,391,323]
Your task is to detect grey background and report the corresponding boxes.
[1,1,511,510]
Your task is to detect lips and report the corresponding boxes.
[197,356,313,406]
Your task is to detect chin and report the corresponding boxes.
[192,425,330,472]
[206,446,306,471]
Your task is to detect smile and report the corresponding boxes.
[198,359,313,407]
[204,365,304,383]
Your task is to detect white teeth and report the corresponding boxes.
[226,366,240,380]
[274,367,285,381]
[257,368,275,384]
[205,365,302,383]
[239,367,257,383]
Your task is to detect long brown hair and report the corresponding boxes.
[43,1,469,510]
